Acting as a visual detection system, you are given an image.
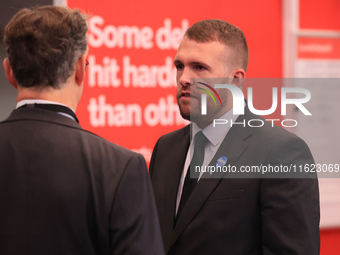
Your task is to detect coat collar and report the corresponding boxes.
[2,107,82,130]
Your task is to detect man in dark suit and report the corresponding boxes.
[0,6,164,255]
[150,19,320,254]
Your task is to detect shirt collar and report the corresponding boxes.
[16,99,75,113]
[192,108,241,147]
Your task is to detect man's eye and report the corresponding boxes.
[195,65,206,71]
[175,64,184,70]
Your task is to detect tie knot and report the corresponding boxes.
[194,131,209,148]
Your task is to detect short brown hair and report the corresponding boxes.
[4,5,88,89]
[185,19,248,71]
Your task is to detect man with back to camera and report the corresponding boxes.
[149,19,320,254]
[0,5,164,255]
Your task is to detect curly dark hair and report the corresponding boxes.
[4,5,88,90]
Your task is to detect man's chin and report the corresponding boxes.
[179,109,190,121]
[178,103,204,122]
[179,109,206,124]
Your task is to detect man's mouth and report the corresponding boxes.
[180,91,191,98]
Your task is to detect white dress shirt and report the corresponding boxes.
[175,109,241,214]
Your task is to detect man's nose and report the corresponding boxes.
[178,68,192,88]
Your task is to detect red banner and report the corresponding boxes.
[67,0,282,163]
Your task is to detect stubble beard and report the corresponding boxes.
[178,101,190,121]
[178,101,215,127]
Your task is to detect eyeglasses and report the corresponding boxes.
[85,59,89,70]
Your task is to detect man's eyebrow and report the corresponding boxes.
[174,59,182,65]
[173,59,210,68]
[190,61,209,67]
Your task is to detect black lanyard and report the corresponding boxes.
[19,103,79,123]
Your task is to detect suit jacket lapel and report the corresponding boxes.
[161,126,190,252]
[170,111,253,249]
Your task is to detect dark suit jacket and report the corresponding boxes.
[150,107,320,255]
[0,107,164,255]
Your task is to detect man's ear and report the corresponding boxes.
[231,68,246,89]
[3,58,18,89]
[75,55,86,86]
